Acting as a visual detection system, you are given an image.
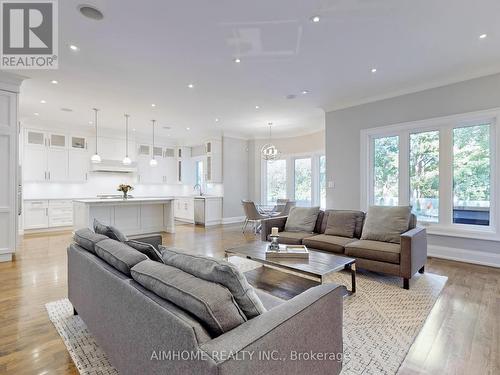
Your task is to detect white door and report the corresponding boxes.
[47,148,68,181]
[68,150,89,182]
[0,89,19,258]
[24,146,47,182]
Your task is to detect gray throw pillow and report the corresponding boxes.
[160,246,266,319]
[126,240,164,263]
[360,206,412,244]
[324,211,358,238]
[284,206,320,233]
[131,260,247,336]
[73,228,108,254]
[94,239,148,276]
[93,219,128,242]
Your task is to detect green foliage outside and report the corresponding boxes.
[267,159,287,203]
[374,136,399,205]
[294,158,312,205]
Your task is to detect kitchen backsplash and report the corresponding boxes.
[23,173,223,199]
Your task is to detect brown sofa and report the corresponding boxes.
[261,209,427,289]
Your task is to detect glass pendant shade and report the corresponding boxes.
[91,153,101,163]
[150,158,158,167]
[261,122,280,160]
[122,156,132,165]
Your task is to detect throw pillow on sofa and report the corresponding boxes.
[93,218,128,242]
[284,206,320,233]
[126,240,164,263]
[94,239,148,276]
[131,260,247,336]
[360,206,411,244]
[160,246,266,319]
[324,211,358,238]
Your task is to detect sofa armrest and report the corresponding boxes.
[400,227,427,278]
[260,216,288,241]
[128,234,163,250]
[200,283,346,375]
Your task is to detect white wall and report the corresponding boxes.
[325,72,500,266]
[222,136,249,220]
[248,130,325,203]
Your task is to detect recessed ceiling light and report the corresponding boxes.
[132,128,136,132]
[88,121,93,124]
[61,107,73,112]
[301,90,309,94]
[34,112,39,116]
[311,15,320,23]
[186,127,191,130]
[69,44,79,51]
[371,68,377,73]
[151,103,156,107]
[479,33,487,39]
[234,58,241,63]
[215,118,219,122]
[40,99,46,104]
[51,80,58,84]
[255,105,260,109]
[78,5,104,20]
[187,83,194,88]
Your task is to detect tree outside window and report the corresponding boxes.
[373,136,399,206]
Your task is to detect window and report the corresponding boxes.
[364,110,497,234]
[453,124,491,226]
[266,159,287,204]
[373,136,399,206]
[410,131,439,222]
[319,155,326,208]
[195,160,204,186]
[294,158,312,206]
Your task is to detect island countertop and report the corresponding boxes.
[73,197,176,204]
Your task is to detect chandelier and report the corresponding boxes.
[261,122,280,160]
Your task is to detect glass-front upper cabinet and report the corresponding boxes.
[71,136,86,150]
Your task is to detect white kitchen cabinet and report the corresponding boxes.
[24,199,73,230]
[23,145,47,182]
[24,200,49,229]
[204,139,222,183]
[48,200,73,227]
[174,197,194,223]
[68,150,90,182]
[47,148,68,181]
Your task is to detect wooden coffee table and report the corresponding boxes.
[225,242,356,293]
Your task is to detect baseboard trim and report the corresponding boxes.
[222,216,246,225]
[0,253,13,262]
[428,244,500,268]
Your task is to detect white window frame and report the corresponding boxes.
[261,152,324,207]
[361,108,499,241]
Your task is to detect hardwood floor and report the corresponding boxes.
[0,223,498,374]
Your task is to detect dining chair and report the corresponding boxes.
[276,201,296,216]
[241,200,270,233]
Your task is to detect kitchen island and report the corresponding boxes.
[73,197,175,236]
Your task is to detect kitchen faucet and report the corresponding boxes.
[193,184,203,196]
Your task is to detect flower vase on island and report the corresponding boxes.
[117,184,134,199]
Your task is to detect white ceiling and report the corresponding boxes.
[14,0,500,144]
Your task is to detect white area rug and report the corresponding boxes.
[46,261,446,375]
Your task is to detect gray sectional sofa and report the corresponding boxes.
[68,229,346,375]
[261,207,427,289]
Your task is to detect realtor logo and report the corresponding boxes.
[1,0,58,69]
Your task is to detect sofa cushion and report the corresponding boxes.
[95,239,148,276]
[160,247,266,319]
[321,210,365,238]
[93,219,128,242]
[284,206,320,233]
[303,234,356,254]
[361,206,411,244]
[131,260,247,336]
[126,240,164,263]
[268,231,316,245]
[73,228,108,254]
[345,240,401,264]
[324,211,359,238]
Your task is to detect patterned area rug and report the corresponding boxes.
[46,260,446,375]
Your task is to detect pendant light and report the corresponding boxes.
[261,122,279,160]
[150,119,158,167]
[122,114,132,165]
[90,108,101,163]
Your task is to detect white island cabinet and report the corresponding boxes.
[73,198,175,236]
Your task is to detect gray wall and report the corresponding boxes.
[222,137,249,219]
[325,72,500,261]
